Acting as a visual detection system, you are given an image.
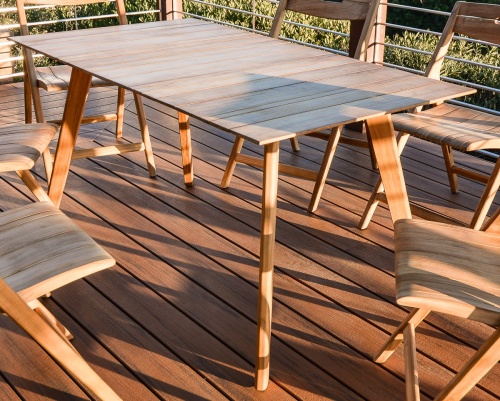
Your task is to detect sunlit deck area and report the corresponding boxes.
[0,81,499,400]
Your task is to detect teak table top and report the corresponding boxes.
[12,18,473,145]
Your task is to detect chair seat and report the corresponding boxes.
[392,103,500,152]
[0,201,115,303]
[394,218,500,327]
[0,123,58,172]
[37,65,111,92]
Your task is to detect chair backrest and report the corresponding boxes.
[16,0,128,122]
[269,0,381,61]
[16,0,128,36]
[425,1,500,80]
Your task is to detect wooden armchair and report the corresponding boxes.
[16,0,156,180]
[374,209,500,400]
[0,123,58,202]
[0,201,120,400]
[221,0,381,213]
[360,1,500,230]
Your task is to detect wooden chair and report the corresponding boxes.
[374,210,500,400]
[360,1,500,230]
[16,0,156,180]
[0,201,121,400]
[221,0,381,213]
[0,122,58,202]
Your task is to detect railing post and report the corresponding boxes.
[0,30,13,83]
[159,0,183,20]
[370,0,387,64]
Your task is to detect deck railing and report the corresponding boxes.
[1,0,498,117]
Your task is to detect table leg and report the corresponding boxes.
[178,111,194,186]
[255,142,279,391]
[365,115,411,222]
[48,68,92,207]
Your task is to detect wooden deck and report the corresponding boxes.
[0,81,499,401]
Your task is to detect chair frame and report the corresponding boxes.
[0,278,122,400]
[359,1,500,230]
[16,0,156,180]
[0,123,58,202]
[220,0,381,213]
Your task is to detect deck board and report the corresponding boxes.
[0,82,499,400]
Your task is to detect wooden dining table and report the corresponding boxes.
[11,18,475,391]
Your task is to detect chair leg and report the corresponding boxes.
[290,137,300,152]
[470,158,500,230]
[133,93,156,178]
[359,176,384,230]
[23,71,33,124]
[441,144,459,193]
[359,133,410,229]
[435,327,500,401]
[404,322,420,401]
[115,87,126,139]
[374,308,430,364]
[308,126,342,212]
[42,147,53,183]
[221,136,245,189]
[16,170,52,203]
[178,111,193,186]
[0,279,122,401]
[366,130,379,170]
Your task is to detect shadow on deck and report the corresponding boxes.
[0,82,498,400]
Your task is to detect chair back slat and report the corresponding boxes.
[285,0,372,21]
[20,0,105,5]
[270,0,380,61]
[454,15,500,45]
[459,2,500,19]
[425,1,500,80]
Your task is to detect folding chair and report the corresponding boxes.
[0,201,120,400]
[0,122,58,202]
[374,208,500,400]
[16,0,156,180]
[360,1,500,230]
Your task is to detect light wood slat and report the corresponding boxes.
[134,53,347,96]
[187,65,414,120]
[12,18,201,47]
[203,79,473,145]
[73,39,287,85]
[70,36,338,80]
[35,24,252,64]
